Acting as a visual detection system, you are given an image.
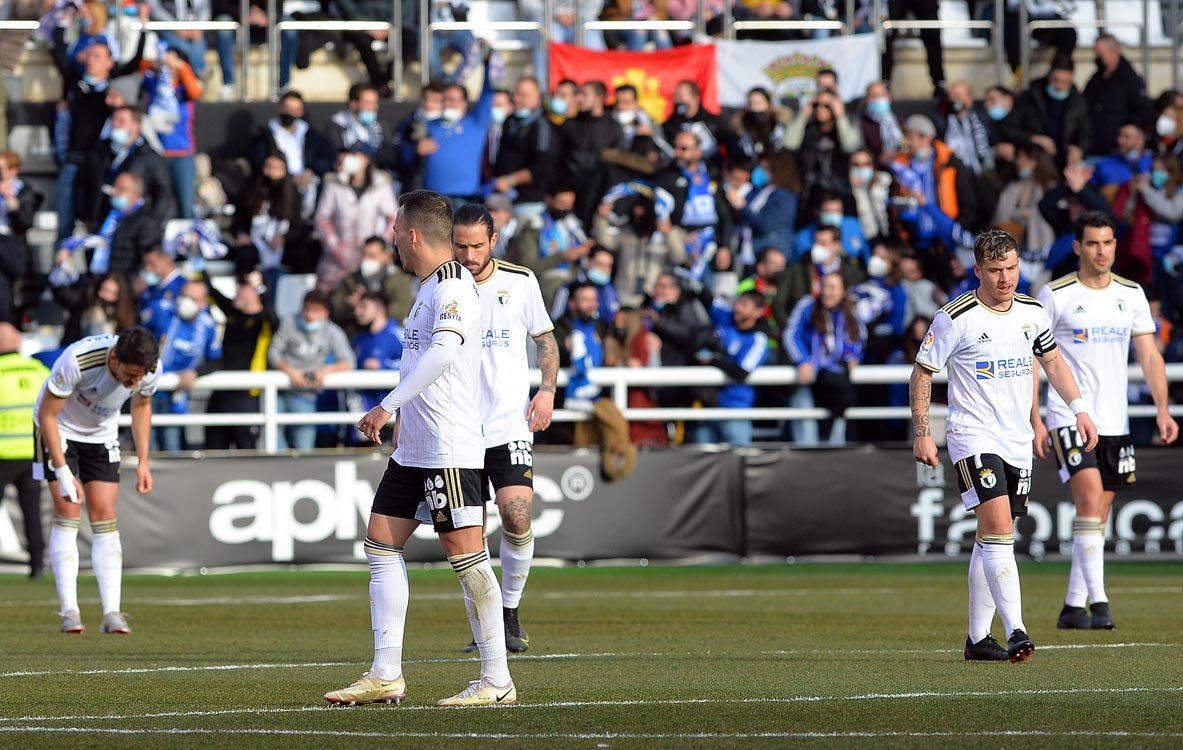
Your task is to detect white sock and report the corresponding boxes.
[365,537,407,681]
[1074,516,1107,605]
[1065,538,1089,608]
[967,541,996,643]
[499,528,534,609]
[90,520,123,614]
[450,550,511,687]
[49,516,81,615]
[979,534,1026,637]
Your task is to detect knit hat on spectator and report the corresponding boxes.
[343,141,377,160]
[485,192,513,213]
[108,75,142,106]
[903,115,936,138]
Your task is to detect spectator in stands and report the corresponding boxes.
[858,80,905,165]
[267,289,355,450]
[205,271,278,451]
[559,80,627,225]
[613,84,670,157]
[141,46,202,220]
[852,244,908,364]
[250,91,335,220]
[336,0,398,95]
[731,0,795,42]
[1153,91,1183,158]
[1002,0,1076,77]
[484,88,511,180]
[728,151,799,260]
[421,67,496,206]
[794,189,868,264]
[1083,33,1148,158]
[0,151,41,325]
[939,81,992,177]
[485,191,518,257]
[549,79,579,125]
[314,143,397,291]
[62,1,121,77]
[327,83,387,156]
[77,106,174,231]
[513,180,592,312]
[663,80,729,173]
[1092,122,1154,195]
[58,172,159,282]
[50,272,138,346]
[52,31,146,244]
[786,87,861,210]
[694,289,770,446]
[391,80,444,192]
[146,0,210,76]
[136,244,186,308]
[568,245,621,324]
[1010,54,1090,167]
[142,278,221,453]
[329,236,414,332]
[848,148,892,244]
[554,281,618,411]
[645,271,710,388]
[881,0,945,96]
[231,150,308,278]
[425,0,477,87]
[350,290,404,425]
[599,0,673,51]
[492,76,555,223]
[780,224,865,325]
[993,145,1058,254]
[736,246,786,326]
[213,0,296,98]
[596,173,681,308]
[897,253,945,320]
[656,129,731,285]
[731,87,788,162]
[1101,125,1157,284]
[1136,154,1183,317]
[784,270,865,446]
[1037,162,1114,277]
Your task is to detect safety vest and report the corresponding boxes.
[0,352,49,460]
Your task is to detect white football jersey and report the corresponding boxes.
[392,260,485,469]
[1038,272,1155,434]
[34,333,162,443]
[915,291,1056,469]
[476,260,554,447]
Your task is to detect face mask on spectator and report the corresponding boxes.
[819,211,843,227]
[548,207,571,221]
[867,254,890,279]
[339,154,363,177]
[1151,169,1169,189]
[849,166,873,185]
[360,258,383,277]
[140,269,160,286]
[279,112,298,127]
[911,146,932,162]
[515,107,534,119]
[1045,85,1070,101]
[176,296,201,321]
[550,97,568,116]
[866,98,890,117]
[650,300,666,311]
[1125,149,1141,163]
[811,244,831,264]
[422,108,442,121]
[110,127,131,147]
[80,16,91,28]
[587,269,611,286]
[110,194,131,212]
[986,104,1009,121]
[673,102,689,117]
[83,74,102,87]
[358,109,378,125]
[300,317,325,333]
[750,166,770,188]
[491,108,508,125]
[951,100,965,113]
[1018,166,1033,180]
[442,107,464,122]
[1157,114,1176,138]
[615,109,636,125]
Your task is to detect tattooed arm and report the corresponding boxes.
[910,365,939,467]
[527,331,559,432]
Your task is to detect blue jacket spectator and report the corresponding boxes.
[731,152,800,257]
[351,291,404,412]
[137,247,186,311]
[792,189,869,264]
[692,291,770,447]
[421,65,495,201]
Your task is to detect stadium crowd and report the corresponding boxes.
[0,1,1181,450]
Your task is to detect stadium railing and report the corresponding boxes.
[109,18,247,100]
[116,364,1183,453]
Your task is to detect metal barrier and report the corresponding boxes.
[1018,0,1149,89]
[419,0,547,88]
[106,18,248,100]
[118,364,1183,453]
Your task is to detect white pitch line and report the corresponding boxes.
[4,685,1183,725]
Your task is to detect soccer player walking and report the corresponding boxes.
[910,230,1098,662]
[324,190,515,707]
[35,326,161,634]
[452,204,559,653]
[1032,212,1178,631]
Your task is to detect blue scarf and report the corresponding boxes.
[0,178,23,235]
[89,198,144,274]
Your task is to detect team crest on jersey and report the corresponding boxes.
[1072,328,1089,344]
[974,360,995,379]
[497,289,510,305]
[54,372,66,386]
[1021,324,1034,342]
[978,468,997,489]
[1116,299,1126,312]
[439,300,460,321]
[413,302,425,319]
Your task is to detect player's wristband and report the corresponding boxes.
[1069,398,1089,415]
[53,465,80,503]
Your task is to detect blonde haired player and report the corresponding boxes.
[911,230,1097,662]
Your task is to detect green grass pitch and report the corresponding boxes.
[1,562,1181,748]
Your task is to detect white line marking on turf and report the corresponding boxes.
[4,686,1183,725]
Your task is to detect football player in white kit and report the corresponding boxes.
[325,190,516,708]
[34,326,162,635]
[1032,211,1178,631]
[911,230,1098,663]
[452,203,559,653]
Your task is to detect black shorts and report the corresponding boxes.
[482,441,534,502]
[371,459,484,533]
[954,453,1031,517]
[33,427,121,485]
[1049,426,1136,491]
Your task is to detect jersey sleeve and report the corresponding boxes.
[1036,283,1057,323]
[1031,305,1057,356]
[46,349,82,398]
[1130,287,1157,336]
[913,310,955,373]
[432,277,477,342]
[524,273,554,337]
